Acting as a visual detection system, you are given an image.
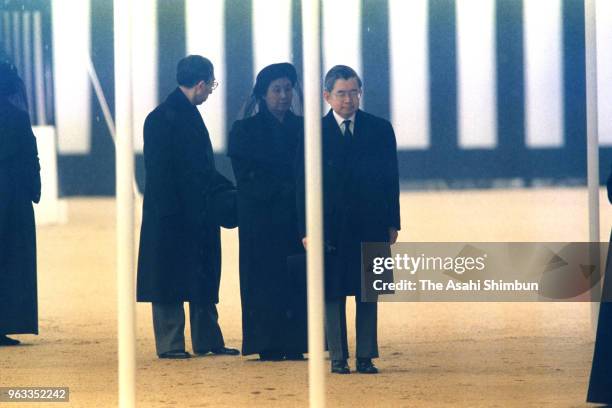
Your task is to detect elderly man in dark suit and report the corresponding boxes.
[137,55,238,359]
[297,65,401,374]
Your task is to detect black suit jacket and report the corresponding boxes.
[296,109,400,298]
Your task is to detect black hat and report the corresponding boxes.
[253,62,297,99]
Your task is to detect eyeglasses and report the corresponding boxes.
[207,80,219,90]
[332,89,361,99]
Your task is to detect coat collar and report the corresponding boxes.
[331,110,356,129]
[258,108,300,129]
[166,87,199,114]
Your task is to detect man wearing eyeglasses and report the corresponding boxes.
[137,55,239,359]
[297,65,401,374]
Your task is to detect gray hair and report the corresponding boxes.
[323,65,362,92]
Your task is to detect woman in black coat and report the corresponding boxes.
[0,61,41,346]
[228,63,306,360]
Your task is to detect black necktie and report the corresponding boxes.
[343,119,353,138]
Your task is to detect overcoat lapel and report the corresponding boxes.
[349,110,369,167]
[323,111,351,209]
[323,110,345,163]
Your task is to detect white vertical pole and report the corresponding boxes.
[32,11,46,126]
[586,0,599,243]
[22,12,34,115]
[114,0,136,407]
[302,1,326,407]
[585,0,600,326]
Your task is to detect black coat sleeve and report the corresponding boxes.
[295,135,306,238]
[10,110,41,204]
[21,112,41,204]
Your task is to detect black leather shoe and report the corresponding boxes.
[210,347,240,356]
[331,359,350,374]
[284,353,305,361]
[259,351,284,361]
[158,350,191,359]
[356,358,378,374]
[0,335,20,346]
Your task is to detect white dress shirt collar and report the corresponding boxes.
[331,110,356,134]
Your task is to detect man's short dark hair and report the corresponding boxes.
[176,55,214,87]
[324,65,362,92]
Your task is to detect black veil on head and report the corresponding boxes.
[0,59,29,112]
[238,62,303,119]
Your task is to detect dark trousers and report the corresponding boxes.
[152,302,225,355]
[325,296,378,360]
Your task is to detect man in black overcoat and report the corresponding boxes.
[296,65,400,374]
[137,55,238,359]
[0,61,41,346]
[587,167,612,403]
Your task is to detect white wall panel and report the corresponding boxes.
[596,0,612,146]
[456,0,497,149]
[389,0,430,149]
[131,0,157,153]
[523,0,564,148]
[252,0,292,75]
[52,0,91,153]
[186,0,227,152]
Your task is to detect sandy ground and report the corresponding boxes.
[1,188,610,407]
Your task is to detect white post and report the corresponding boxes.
[32,11,46,126]
[114,0,136,407]
[302,0,326,407]
[585,0,600,327]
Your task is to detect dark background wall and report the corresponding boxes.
[1,0,609,196]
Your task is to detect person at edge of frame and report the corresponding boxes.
[228,62,307,362]
[136,55,239,359]
[0,60,41,346]
[586,167,612,403]
[296,65,401,374]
